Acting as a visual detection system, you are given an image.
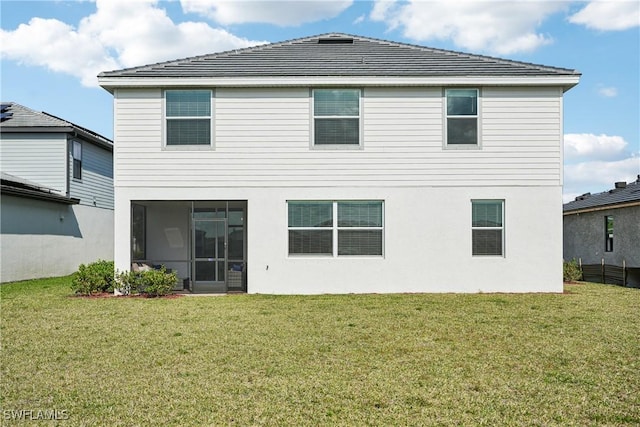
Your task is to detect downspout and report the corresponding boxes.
[65,135,71,197]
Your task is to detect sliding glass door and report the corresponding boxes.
[192,214,227,293]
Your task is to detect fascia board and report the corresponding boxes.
[99,75,580,91]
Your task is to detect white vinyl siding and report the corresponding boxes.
[0,132,67,193]
[113,86,562,188]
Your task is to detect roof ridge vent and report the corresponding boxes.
[575,193,591,201]
[614,181,627,189]
[318,37,353,44]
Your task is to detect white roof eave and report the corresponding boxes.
[99,75,581,93]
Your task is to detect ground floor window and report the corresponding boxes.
[288,200,384,256]
[131,203,146,260]
[472,200,504,256]
[605,215,613,252]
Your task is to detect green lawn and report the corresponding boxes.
[1,277,639,426]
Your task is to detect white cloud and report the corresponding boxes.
[180,0,353,26]
[564,133,629,161]
[597,86,618,97]
[369,0,567,54]
[563,133,639,202]
[353,14,366,25]
[564,156,640,202]
[0,17,119,87]
[0,0,263,87]
[569,0,640,31]
[370,1,398,23]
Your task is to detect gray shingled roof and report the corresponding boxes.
[564,179,640,213]
[1,172,79,205]
[0,102,112,150]
[99,33,580,79]
[0,102,70,128]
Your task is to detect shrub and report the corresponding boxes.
[116,267,177,297]
[72,260,115,295]
[563,259,582,282]
[140,267,177,297]
[114,270,143,296]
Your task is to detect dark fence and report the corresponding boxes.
[580,261,640,288]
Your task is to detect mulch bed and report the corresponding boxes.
[71,292,183,299]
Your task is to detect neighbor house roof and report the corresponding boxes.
[98,33,580,90]
[563,178,640,214]
[0,102,113,151]
[0,172,79,205]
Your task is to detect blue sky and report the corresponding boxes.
[1,0,638,201]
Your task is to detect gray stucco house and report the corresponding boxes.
[0,102,114,282]
[563,178,640,286]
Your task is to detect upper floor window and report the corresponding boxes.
[446,89,478,147]
[165,90,212,146]
[313,89,361,147]
[472,200,504,256]
[72,141,82,180]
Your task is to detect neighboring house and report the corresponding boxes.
[563,178,640,286]
[98,33,580,294]
[0,102,114,282]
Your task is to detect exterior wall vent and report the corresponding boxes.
[318,37,354,44]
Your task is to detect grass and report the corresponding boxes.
[1,277,639,426]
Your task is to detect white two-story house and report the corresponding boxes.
[98,33,580,294]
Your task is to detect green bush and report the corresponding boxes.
[140,268,177,297]
[563,259,582,282]
[114,270,143,296]
[72,260,115,295]
[116,267,177,297]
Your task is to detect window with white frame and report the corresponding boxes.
[165,90,212,146]
[446,89,478,146]
[72,140,82,180]
[313,89,360,146]
[288,201,383,256]
[471,200,504,256]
